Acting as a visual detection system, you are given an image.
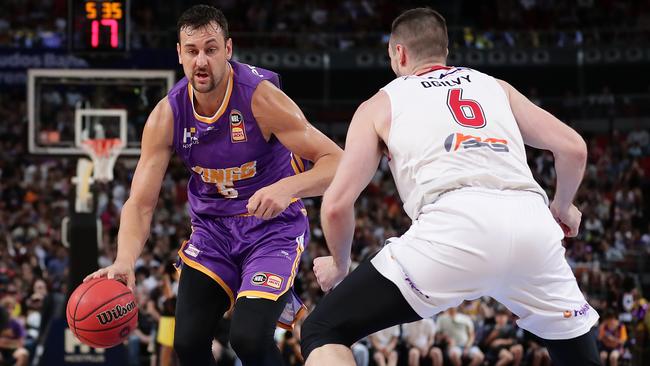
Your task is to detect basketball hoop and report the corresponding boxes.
[80,138,124,182]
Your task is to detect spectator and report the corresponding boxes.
[127,287,155,366]
[598,310,627,366]
[351,340,369,366]
[0,296,28,366]
[277,329,302,366]
[436,307,484,366]
[481,308,523,366]
[402,318,443,366]
[369,325,399,366]
[522,330,551,366]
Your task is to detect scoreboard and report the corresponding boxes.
[69,0,129,52]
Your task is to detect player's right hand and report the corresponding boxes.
[313,256,349,292]
[84,260,136,292]
[549,201,582,238]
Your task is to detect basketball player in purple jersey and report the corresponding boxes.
[85,5,342,365]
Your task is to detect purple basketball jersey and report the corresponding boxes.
[168,60,307,218]
[168,61,310,329]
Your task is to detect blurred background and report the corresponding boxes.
[0,0,649,365]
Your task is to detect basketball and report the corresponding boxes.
[66,278,138,348]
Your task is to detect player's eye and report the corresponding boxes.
[207,48,217,54]
[187,49,198,55]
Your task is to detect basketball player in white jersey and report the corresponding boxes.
[301,8,600,366]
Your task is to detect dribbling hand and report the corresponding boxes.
[84,260,136,292]
[313,256,349,292]
[549,201,582,238]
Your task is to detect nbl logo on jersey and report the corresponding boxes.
[230,109,247,143]
[444,132,509,153]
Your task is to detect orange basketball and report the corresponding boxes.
[66,277,138,348]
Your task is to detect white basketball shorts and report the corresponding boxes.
[371,187,599,340]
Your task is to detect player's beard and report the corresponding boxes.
[191,74,216,93]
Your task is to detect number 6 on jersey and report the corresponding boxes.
[446,88,486,128]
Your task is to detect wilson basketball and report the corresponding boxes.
[66,277,138,348]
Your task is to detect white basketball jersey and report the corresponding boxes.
[382,66,547,220]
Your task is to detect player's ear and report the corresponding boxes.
[176,43,182,64]
[225,38,233,60]
[396,44,407,67]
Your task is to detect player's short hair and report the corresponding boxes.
[390,8,448,62]
[177,5,229,41]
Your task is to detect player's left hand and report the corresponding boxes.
[313,256,349,292]
[247,181,294,220]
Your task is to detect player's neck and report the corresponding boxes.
[408,60,447,76]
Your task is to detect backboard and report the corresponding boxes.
[28,68,175,156]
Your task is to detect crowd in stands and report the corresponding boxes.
[0,83,648,366]
[1,0,650,50]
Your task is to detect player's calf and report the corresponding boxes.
[229,294,289,365]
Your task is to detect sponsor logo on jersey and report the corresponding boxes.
[184,243,200,258]
[230,109,247,143]
[182,127,199,148]
[564,303,591,318]
[444,132,509,153]
[96,301,136,325]
[251,272,284,289]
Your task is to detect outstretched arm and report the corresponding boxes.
[86,98,173,289]
[314,91,390,291]
[498,80,587,237]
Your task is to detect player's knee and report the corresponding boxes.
[300,312,346,360]
[229,323,272,360]
[409,347,421,358]
[173,320,213,358]
[173,335,197,359]
[609,350,620,361]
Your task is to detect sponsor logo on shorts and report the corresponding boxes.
[230,109,247,143]
[404,276,429,299]
[444,132,509,153]
[96,301,136,325]
[564,303,591,318]
[184,244,200,258]
[251,272,283,290]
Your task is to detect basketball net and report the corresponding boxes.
[80,138,124,183]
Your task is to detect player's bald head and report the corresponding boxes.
[390,8,448,63]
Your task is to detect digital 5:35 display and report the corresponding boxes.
[69,0,129,52]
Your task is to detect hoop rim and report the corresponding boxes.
[81,138,124,158]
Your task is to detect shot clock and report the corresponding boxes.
[69,0,130,52]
